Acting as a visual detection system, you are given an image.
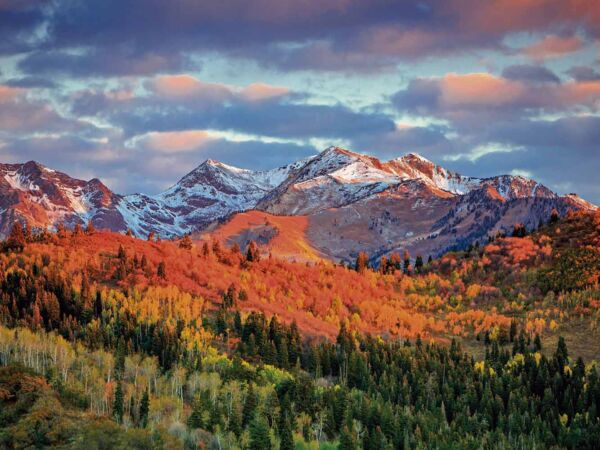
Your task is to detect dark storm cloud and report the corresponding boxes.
[502,65,560,84]
[19,48,190,77]
[4,0,598,75]
[0,1,50,55]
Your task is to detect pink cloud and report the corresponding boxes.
[440,73,525,106]
[149,75,232,102]
[239,83,289,102]
[148,74,289,103]
[135,130,215,152]
[394,72,600,127]
[522,35,583,61]
[0,85,23,103]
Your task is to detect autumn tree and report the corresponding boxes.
[157,261,167,279]
[246,240,260,262]
[179,235,193,250]
[355,252,369,273]
[5,222,26,252]
[85,220,95,234]
[403,250,411,274]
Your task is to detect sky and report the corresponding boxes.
[0,0,599,203]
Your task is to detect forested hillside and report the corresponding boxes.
[0,211,599,448]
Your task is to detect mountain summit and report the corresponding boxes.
[0,147,595,261]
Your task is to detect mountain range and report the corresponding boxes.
[0,146,595,263]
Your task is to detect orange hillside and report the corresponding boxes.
[199,211,327,262]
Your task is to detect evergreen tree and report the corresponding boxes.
[403,250,411,274]
[139,390,150,428]
[187,397,204,429]
[114,339,126,380]
[249,415,272,450]
[415,255,424,273]
[113,382,124,423]
[243,383,258,427]
[279,416,294,450]
[339,425,358,450]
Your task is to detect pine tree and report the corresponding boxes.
[248,415,272,450]
[114,339,126,380]
[339,425,358,450]
[113,382,124,423]
[139,390,150,428]
[415,255,424,273]
[188,397,204,429]
[279,416,294,450]
[243,383,258,427]
[403,250,411,274]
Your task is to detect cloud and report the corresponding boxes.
[148,75,232,101]
[351,124,456,158]
[444,117,600,202]
[0,84,94,133]
[4,76,58,88]
[566,65,600,81]
[132,130,216,153]
[392,72,600,129]
[502,64,560,84]
[146,74,290,103]
[239,83,290,102]
[521,35,583,61]
[19,47,191,77]
[5,0,599,75]
[0,130,317,194]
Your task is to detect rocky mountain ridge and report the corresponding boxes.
[0,147,595,261]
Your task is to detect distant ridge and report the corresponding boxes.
[0,147,595,261]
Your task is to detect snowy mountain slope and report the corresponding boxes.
[116,158,309,237]
[0,161,124,236]
[0,146,595,262]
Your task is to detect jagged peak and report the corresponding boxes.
[20,160,47,173]
[398,152,434,165]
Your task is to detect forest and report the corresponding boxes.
[1,210,599,449]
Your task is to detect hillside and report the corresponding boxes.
[1,210,598,347]
[0,211,599,449]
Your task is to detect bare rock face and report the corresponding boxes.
[0,147,596,265]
